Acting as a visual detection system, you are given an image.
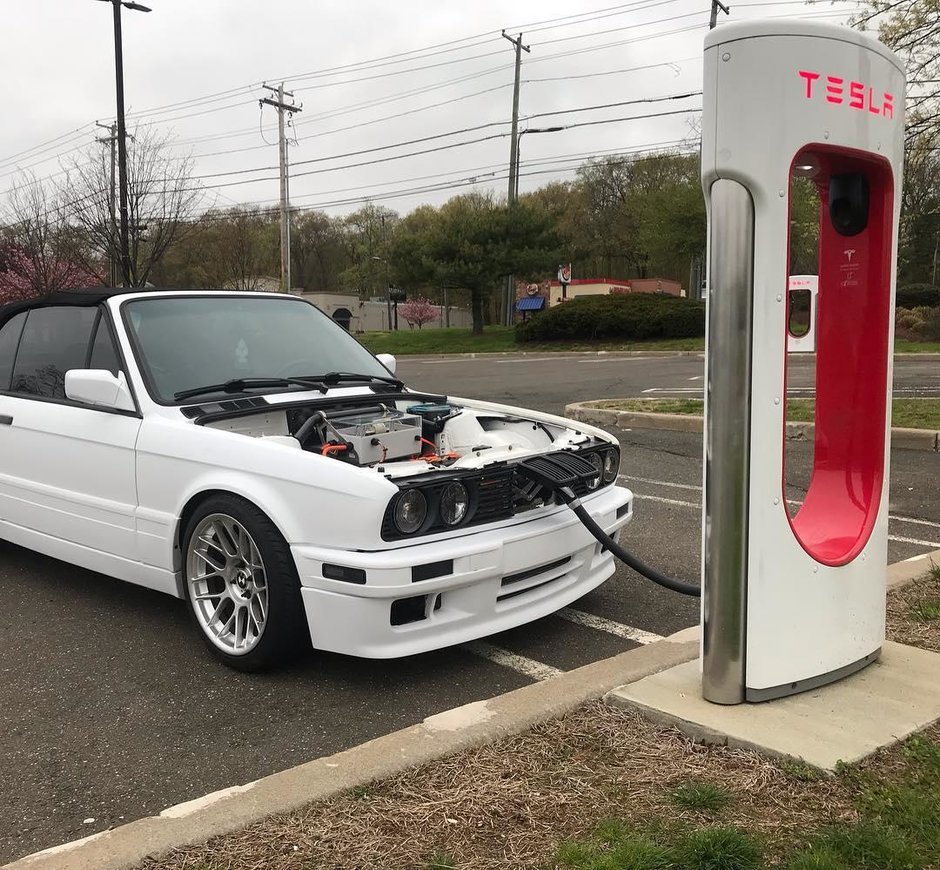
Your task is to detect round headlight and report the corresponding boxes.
[439,481,469,526]
[602,447,620,483]
[587,453,604,490]
[393,489,427,534]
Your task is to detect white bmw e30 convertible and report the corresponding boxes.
[0,289,633,670]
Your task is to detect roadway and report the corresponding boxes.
[2,351,938,862]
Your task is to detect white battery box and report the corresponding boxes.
[329,409,422,464]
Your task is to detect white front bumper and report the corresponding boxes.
[291,485,633,658]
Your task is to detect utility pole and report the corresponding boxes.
[261,83,303,293]
[709,0,730,28]
[502,30,530,327]
[97,0,151,286]
[95,121,118,287]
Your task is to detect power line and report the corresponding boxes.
[187,91,699,186]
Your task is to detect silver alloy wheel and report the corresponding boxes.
[187,513,269,656]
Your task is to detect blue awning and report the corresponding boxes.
[516,296,546,311]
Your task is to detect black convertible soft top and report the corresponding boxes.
[0,288,129,325]
[0,287,242,327]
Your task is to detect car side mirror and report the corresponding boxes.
[65,369,135,412]
[376,353,397,375]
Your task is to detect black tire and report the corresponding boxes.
[182,493,309,672]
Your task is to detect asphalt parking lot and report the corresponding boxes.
[2,352,938,863]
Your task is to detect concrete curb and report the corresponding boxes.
[565,402,940,452]
[5,638,698,870]
[888,548,940,590]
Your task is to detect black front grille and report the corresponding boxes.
[474,470,514,524]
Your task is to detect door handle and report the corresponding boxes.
[0,415,12,426]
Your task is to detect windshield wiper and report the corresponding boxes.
[174,376,327,402]
[318,371,405,389]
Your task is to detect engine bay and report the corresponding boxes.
[204,398,596,479]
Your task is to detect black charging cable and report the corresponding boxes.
[556,486,702,598]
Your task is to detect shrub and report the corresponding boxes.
[913,308,940,342]
[896,284,940,309]
[895,306,940,342]
[516,293,705,343]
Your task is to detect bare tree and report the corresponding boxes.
[1,172,102,299]
[852,0,939,144]
[65,124,203,287]
[203,207,278,290]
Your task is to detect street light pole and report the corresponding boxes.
[371,256,391,330]
[503,126,565,326]
[933,228,939,287]
[98,0,151,287]
[514,126,565,200]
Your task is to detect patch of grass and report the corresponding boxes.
[589,398,940,430]
[557,823,764,870]
[357,326,706,356]
[354,329,936,357]
[555,821,679,870]
[928,562,940,583]
[778,759,827,783]
[677,827,764,870]
[423,852,457,869]
[910,600,940,622]
[671,781,733,812]
[896,339,940,354]
[785,821,922,870]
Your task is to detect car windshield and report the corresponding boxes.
[123,295,393,404]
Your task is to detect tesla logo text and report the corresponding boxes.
[799,70,894,118]
[845,249,856,262]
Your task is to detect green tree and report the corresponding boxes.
[573,151,704,282]
[389,192,561,335]
[339,204,398,298]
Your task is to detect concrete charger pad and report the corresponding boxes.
[607,641,940,770]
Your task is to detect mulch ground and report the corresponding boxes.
[141,571,940,870]
[887,564,940,653]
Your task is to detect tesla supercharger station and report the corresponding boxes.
[700,20,905,704]
[787,275,818,353]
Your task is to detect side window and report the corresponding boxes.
[0,312,27,391]
[11,307,97,400]
[88,317,122,377]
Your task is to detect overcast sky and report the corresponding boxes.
[0,0,861,222]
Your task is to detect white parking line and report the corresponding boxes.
[889,514,940,531]
[559,608,664,644]
[621,475,702,492]
[462,641,563,681]
[630,491,940,549]
[889,534,940,548]
[633,493,701,509]
[577,357,657,363]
